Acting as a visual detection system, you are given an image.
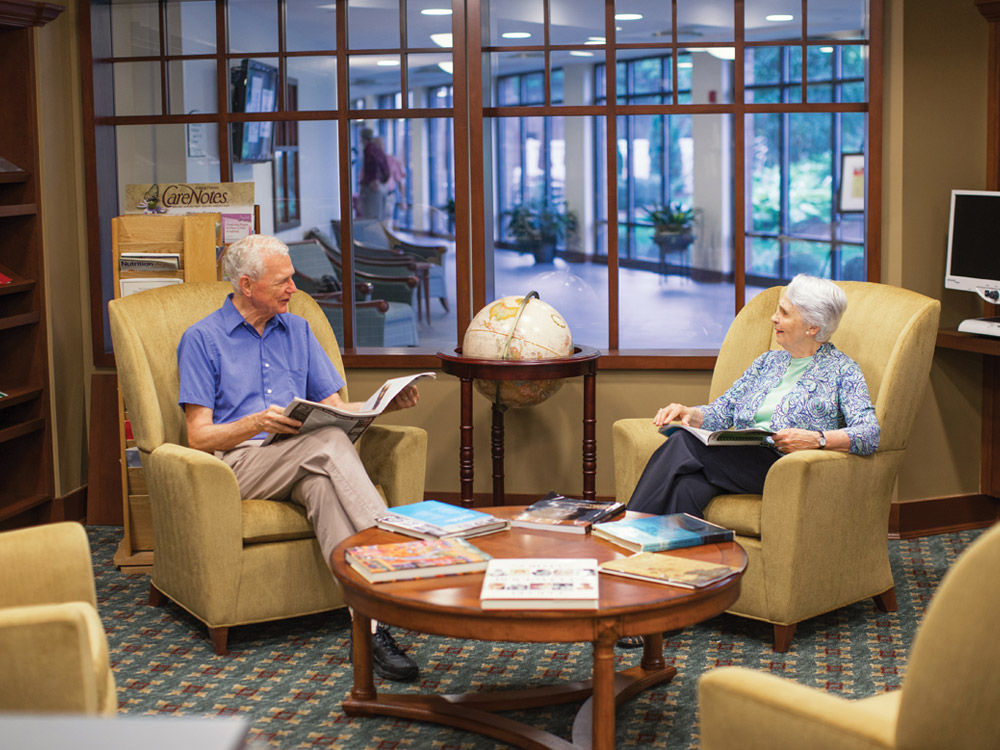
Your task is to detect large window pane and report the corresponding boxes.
[349,0,400,50]
[111,2,159,57]
[678,0,734,43]
[745,0,800,43]
[288,57,337,111]
[287,0,337,52]
[484,0,543,47]
[114,62,162,117]
[349,54,402,104]
[168,59,217,116]
[166,1,215,56]
[228,0,278,54]
[550,0,604,46]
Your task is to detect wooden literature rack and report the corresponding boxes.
[111,213,219,571]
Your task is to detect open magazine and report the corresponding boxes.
[261,371,435,446]
[660,422,775,447]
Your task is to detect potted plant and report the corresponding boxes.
[645,201,698,258]
[506,201,578,263]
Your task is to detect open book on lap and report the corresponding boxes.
[262,371,435,446]
[660,422,775,447]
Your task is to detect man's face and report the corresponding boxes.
[246,253,297,318]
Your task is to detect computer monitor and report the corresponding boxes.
[230,59,278,164]
[945,189,1000,304]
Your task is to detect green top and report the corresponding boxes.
[753,354,814,430]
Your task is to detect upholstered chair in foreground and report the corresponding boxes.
[0,522,117,715]
[698,521,1000,750]
[109,281,427,655]
[613,282,940,651]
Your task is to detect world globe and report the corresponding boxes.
[462,292,573,408]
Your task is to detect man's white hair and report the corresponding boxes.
[784,274,847,343]
[223,234,289,294]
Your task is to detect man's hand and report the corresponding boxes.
[185,403,302,454]
[653,403,704,428]
[384,385,419,413]
[255,404,302,436]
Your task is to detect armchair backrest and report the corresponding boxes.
[895,522,1000,749]
[109,281,348,454]
[710,282,940,452]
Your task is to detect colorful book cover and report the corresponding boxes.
[599,552,740,588]
[510,491,626,534]
[345,536,492,583]
[592,513,734,553]
[376,500,508,539]
[479,558,599,610]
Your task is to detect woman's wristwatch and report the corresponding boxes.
[816,430,827,449]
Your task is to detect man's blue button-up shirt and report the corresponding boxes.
[178,295,345,438]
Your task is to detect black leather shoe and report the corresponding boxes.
[367,625,419,682]
[616,635,644,649]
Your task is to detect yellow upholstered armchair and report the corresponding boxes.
[109,281,427,655]
[0,522,117,715]
[613,282,940,651]
[698,521,1000,750]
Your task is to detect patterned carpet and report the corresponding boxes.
[90,526,983,749]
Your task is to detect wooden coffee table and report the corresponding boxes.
[330,507,746,750]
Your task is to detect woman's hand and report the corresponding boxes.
[771,428,843,453]
[653,403,704,428]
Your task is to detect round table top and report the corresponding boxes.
[330,507,746,643]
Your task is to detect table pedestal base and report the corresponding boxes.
[344,630,676,750]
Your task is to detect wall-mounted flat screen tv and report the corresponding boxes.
[231,59,278,163]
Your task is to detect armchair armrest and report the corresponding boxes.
[698,667,898,750]
[356,424,428,508]
[0,523,97,609]
[0,602,112,715]
[612,418,666,503]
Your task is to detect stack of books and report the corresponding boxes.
[375,500,509,540]
[345,537,492,583]
[479,558,600,610]
[593,513,734,553]
[599,552,740,589]
[510,491,625,535]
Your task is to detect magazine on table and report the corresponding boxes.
[375,500,510,540]
[345,536,492,584]
[599,552,740,589]
[592,513,734,553]
[262,371,435,446]
[479,558,600,610]
[660,422,775,447]
[510,491,626,534]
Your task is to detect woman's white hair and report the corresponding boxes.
[784,274,847,343]
[223,234,290,293]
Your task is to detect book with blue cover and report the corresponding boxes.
[375,500,509,540]
[592,513,734,553]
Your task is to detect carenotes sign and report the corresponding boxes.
[124,182,255,215]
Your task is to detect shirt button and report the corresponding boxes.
[266,389,272,394]
[265,363,270,368]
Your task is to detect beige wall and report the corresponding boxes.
[35,0,992,504]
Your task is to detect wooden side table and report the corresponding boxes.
[437,346,601,507]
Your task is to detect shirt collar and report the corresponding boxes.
[221,294,288,336]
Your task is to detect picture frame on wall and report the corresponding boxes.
[839,153,865,213]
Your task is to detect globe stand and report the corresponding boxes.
[437,345,601,508]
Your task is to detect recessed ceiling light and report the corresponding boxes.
[678,61,693,68]
[376,59,400,66]
[615,13,643,21]
[430,32,453,48]
[819,46,834,53]
[421,8,452,15]
[765,14,794,22]
[436,88,448,97]
[502,32,532,39]
[707,47,736,60]
[569,51,595,57]
[438,61,454,74]
[588,36,605,42]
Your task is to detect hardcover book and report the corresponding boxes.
[375,500,509,540]
[510,491,626,534]
[345,536,492,584]
[660,422,775,447]
[599,552,740,588]
[592,513,734,553]
[479,558,600,610]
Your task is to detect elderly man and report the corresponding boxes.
[177,234,421,681]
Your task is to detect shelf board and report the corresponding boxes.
[936,329,1000,357]
[0,385,43,410]
[0,262,35,295]
[0,311,39,331]
[0,417,46,445]
[0,492,52,521]
[0,203,37,218]
[0,170,29,184]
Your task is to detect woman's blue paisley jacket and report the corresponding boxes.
[697,342,880,455]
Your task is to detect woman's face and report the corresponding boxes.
[771,294,819,355]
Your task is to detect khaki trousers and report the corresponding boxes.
[222,426,386,566]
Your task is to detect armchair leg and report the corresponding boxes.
[209,627,229,656]
[149,583,167,607]
[773,623,797,653]
[873,587,898,612]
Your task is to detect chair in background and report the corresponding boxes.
[613,282,940,651]
[109,281,428,654]
[380,221,450,313]
[0,522,117,715]
[698,521,1000,750]
[286,239,418,347]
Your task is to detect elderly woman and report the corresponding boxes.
[627,274,879,520]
